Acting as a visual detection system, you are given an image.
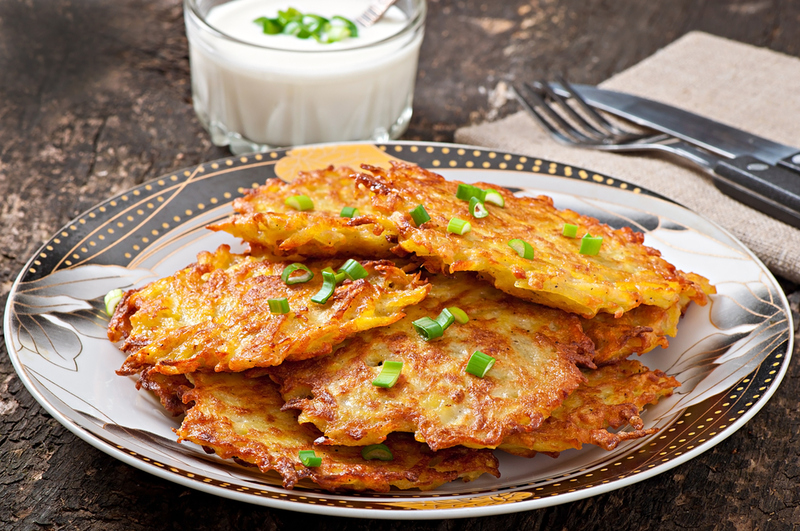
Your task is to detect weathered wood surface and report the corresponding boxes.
[2,0,800,529]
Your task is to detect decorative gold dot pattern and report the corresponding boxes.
[29,152,286,275]
[389,144,653,196]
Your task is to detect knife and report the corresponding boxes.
[551,83,800,174]
[547,82,800,228]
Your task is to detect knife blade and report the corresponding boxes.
[550,83,800,174]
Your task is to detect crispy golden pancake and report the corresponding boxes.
[582,273,713,365]
[270,273,595,451]
[500,360,678,456]
[109,245,429,375]
[212,161,711,318]
[176,372,500,491]
[137,367,192,416]
[582,303,681,365]
[209,166,397,260]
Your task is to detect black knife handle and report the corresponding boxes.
[712,155,800,229]
[778,153,800,174]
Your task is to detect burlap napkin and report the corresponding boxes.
[455,32,800,283]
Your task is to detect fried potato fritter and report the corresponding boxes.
[581,303,681,365]
[499,360,678,456]
[213,162,711,318]
[137,367,192,416]
[176,372,500,491]
[270,274,595,451]
[209,166,398,260]
[582,270,714,364]
[109,245,429,375]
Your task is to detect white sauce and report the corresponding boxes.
[185,0,425,150]
[208,0,409,51]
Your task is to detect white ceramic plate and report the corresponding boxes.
[5,141,792,519]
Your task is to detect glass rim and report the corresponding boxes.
[184,0,427,54]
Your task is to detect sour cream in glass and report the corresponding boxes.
[184,0,426,153]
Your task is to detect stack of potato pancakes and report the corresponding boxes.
[107,161,714,492]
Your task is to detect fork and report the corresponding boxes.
[355,0,400,28]
[515,77,800,227]
[513,77,721,170]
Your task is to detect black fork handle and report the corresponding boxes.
[713,156,800,229]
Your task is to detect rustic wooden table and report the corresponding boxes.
[3,1,800,529]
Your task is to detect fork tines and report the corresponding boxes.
[515,77,648,147]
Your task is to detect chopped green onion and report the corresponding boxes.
[299,450,322,467]
[322,266,347,284]
[412,316,444,341]
[469,196,489,219]
[340,206,359,218]
[268,297,290,314]
[508,238,535,259]
[482,188,505,207]
[281,263,314,285]
[283,19,311,38]
[456,183,483,201]
[339,258,368,280]
[311,270,337,304]
[255,9,358,43]
[580,234,603,255]
[447,306,469,324]
[465,350,495,377]
[321,23,348,42]
[562,223,578,238]
[331,15,358,38]
[361,444,393,461]
[277,7,302,25]
[409,204,431,226]
[447,217,472,235]
[104,288,124,316]
[302,14,328,34]
[254,16,283,34]
[372,360,403,388]
[456,184,505,207]
[285,194,314,211]
[435,308,455,330]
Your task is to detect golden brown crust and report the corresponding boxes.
[499,359,678,456]
[208,166,399,260]
[136,367,193,416]
[583,275,715,365]
[209,211,398,261]
[362,162,710,318]
[176,372,499,491]
[582,303,680,365]
[213,161,711,318]
[270,273,595,451]
[109,245,430,375]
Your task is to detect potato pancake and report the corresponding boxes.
[137,367,192,416]
[581,303,681,365]
[582,269,713,364]
[500,359,678,457]
[109,245,429,375]
[209,166,397,260]
[212,161,711,318]
[176,372,500,491]
[270,273,595,451]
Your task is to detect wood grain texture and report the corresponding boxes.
[2,0,800,529]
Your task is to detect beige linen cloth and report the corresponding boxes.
[455,32,800,283]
